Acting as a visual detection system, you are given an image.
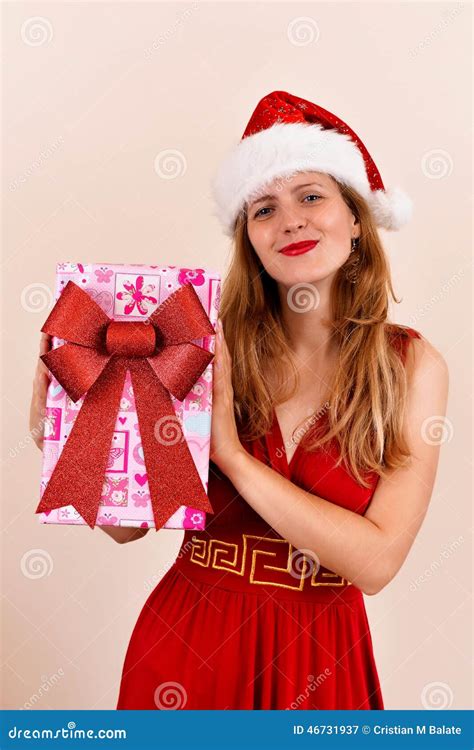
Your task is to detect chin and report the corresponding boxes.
[264,260,333,287]
[280,269,330,286]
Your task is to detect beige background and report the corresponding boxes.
[2,1,471,710]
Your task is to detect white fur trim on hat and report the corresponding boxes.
[211,122,412,236]
[367,186,413,231]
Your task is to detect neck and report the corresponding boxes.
[277,279,337,361]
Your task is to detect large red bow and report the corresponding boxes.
[36,280,215,530]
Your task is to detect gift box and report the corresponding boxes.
[37,262,220,531]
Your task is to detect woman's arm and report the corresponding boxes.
[30,333,150,545]
[218,337,449,595]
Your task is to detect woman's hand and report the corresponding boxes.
[29,333,52,451]
[210,319,244,474]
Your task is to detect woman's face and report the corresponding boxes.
[246,171,360,287]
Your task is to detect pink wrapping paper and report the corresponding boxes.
[39,262,220,530]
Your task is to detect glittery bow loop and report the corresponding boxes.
[36,280,215,530]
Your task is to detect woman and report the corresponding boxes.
[30,91,449,710]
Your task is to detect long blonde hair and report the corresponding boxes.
[219,179,417,487]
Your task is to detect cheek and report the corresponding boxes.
[315,203,353,238]
[247,223,273,259]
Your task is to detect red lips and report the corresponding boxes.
[278,240,319,256]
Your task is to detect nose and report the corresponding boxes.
[282,210,307,233]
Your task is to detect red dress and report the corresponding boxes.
[117,326,421,710]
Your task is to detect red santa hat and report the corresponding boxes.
[211,90,413,237]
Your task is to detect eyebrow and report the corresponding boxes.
[249,182,326,208]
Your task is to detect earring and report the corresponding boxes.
[344,237,361,284]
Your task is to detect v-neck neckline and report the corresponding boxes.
[270,405,330,472]
[271,407,303,471]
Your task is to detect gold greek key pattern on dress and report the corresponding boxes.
[189,534,351,590]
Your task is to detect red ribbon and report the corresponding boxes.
[36,280,216,530]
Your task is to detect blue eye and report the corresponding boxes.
[253,194,322,218]
[254,207,271,218]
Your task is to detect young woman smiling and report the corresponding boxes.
[30,90,449,710]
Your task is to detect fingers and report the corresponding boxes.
[31,430,44,452]
[31,371,49,411]
[30,335,52,451]
[39,332,51,356]
[36,333,52,381]
[29,385,47,450]
[34,358,50,387]
[37,370,50,398]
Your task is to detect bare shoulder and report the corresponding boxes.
[404,330,449,390]
[399,331,450,453]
